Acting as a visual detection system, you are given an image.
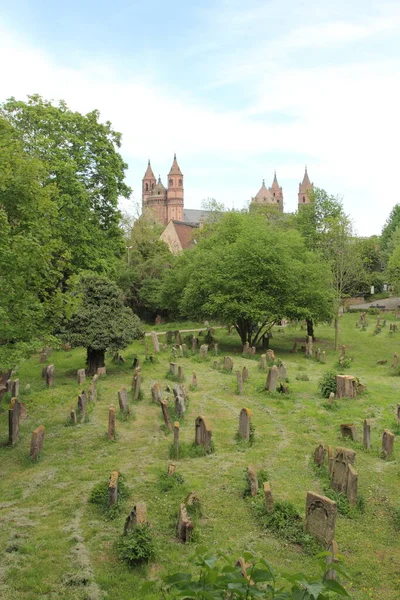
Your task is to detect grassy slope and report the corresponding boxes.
[0,313,399,600]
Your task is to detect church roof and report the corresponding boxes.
[172,221,198,250]
[254,180,273,203]
[151,177,167,195]
[183,208,212,225]
[300,167,311,189]
[143,160,156,181]
[168,153,183,175]
[270,171,280,189]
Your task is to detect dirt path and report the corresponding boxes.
[145,326,224,336]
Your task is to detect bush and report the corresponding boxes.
[117,524,154,566]
[336,357,353,370]
[367,307,380,315]
[157,470,184,492]
[319,370,337,398]
[169,441,215,460]
[88,475,130,520]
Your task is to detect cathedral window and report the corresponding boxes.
[179,179,182,186]
[169,178,173,186]
[145,183,149,191]
[303,196,305,203]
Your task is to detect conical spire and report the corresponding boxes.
[143,159,156,181]
[169,153,183,176]
[271,170,280,189]
[255,179,273,202]
[301,166,311,187]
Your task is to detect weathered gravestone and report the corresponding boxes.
[45,364,55,387]
[199,344,208,358]
[316,348,321,362]
[242,342,250,355]
[313,443,326,467]
[277,361,287,380]
[161,401,173,432]
[326,540,340,581]
[340,423,358,441]
[305,491,337,546]
[176,331,183,345]
[321,351,326,364]
[77,369,86,385]
[178,366,184,382]
[92,373,99,386]
[175,393,186,418]
[8,398,20,445]
[108,470,119,506]
[336,375,357,398]
[327,445,334,476]
[248,465,258,497]
[259,354,267,370]
[124,503,148,534]
[331,447,356,493]
[223,356,233,371]
[151,382,163,405]
[213,360,221,370]
[195,416,212,452]
[192,372,198,388]
[151,331,160,353]
[168,463,176,476]
[30,425,45,460]
[174,421,180,453]
[177,503,193,543]
[382,429,395,459]
[169,362,177,376]
[238,408,251,441]
[97,366,106,376]
[191,337,198,352]
[328,392,335,404]
[77,392,86,417]
[133,370,141,401]
[263,481,274,513]
[305,336,313,357]
[70,406,77,424]
[346,464,358,506]
[11,379,19,398]
[363,419,372,449]
[242,366,249,382]
[391,353,399,368]
[236,371,244,395]
[266,349,275,362]
[118,388,129,412]
[88,382,96,402]
[265,365,279,391]
[108,405,116,440]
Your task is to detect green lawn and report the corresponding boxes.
[0,313,399,600]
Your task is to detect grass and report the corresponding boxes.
[0,314,400,599]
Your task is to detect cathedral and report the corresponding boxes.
[141,155,314,230]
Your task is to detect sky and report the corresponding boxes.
[1,0,400,235]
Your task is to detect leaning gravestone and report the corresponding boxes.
[223,356,233,371]
[382,430,394,459]
[313,443,326,467]
[108,405,116,440]
[11,379,19,398]
[340,423,358,441]
[238,408,251,441]
[177,503,193,543]
[108,470,119,506]
[124,503,148,534]
[77,392,86,417]
[331,447,356,493]
[363,419,371,449]
[248,465,258,496]
[151,382,163,405]
[118,388,128,412]
[161,401,173,432]
[151,331,160,353]
[30,425,45,460]
[305,491,337,546]
[265,366,279,391]
[174,421,180,453]
[263,482,274,513]
[195,416,212,452]
[77,369,86,385]
[45,364,55,387]
[242,366,249,382]
[8,397,20,446]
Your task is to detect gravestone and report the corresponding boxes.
[88,383,97,402]
[326,540,339,581]
[174,421,180,452]
[242,342,250,355]
[118,388,128,412]
[199,344,208,358]
[192,372,198,388]
[170,362,177,376]
[266,349,275,362]
[265,366,279,391]
[305,491,337,546]
[19,402,27,420]
[175,393,186,418]
[77,369,86,385]
[340,423,358,441]
[108,470,119,506]
[321,351,326,364]
[195,416,212,451]
[263,481,274,513]
[250,346,256,356]
[328,392,335,404]
[277,361,287,380]
[11,379,19,398]
[176,331,183,345]
[161,401,173,432]
[124,503,148,534]
[223,356,233,371]
[151,382,163,405]
[363,419,371,449]
[238,408,251,441]
[166,331,174,344]
[77,392,86,416]
[391,353,399,368]
[213,360,220,370]
[8,398,20,445]
[178,366,184,382]
[213,343,219,355]
[191,337,198,351]
[45,365,55,387]
[248,466,258,497]
[108,405,116,440]
[346,464,358,506]
[327,445,334,476]
[151,331,160,353]
[70,406,77,424]
[178,345,184,357]
[336,375,357,398]
[133,372,141,401]
[305,336,313,357]
[177,503,193,543]
[30,425,45,460]
[168,463,176,476]
[92,373,99,386]
[382,429,394,459]
[259,354,267,370]
[236,371,244,395]
[172,347,177,359]
[97,366,106,376]
[313,443,326,467]
[242,366,249,382]
[316,348,321,362]
[331,447,356,493]
[5,378,12,393]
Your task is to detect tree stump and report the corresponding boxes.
[336,375,357,398]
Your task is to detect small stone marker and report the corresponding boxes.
[177,503,193,542]
[265,365,279,391]
[259,354,267,370]
[313,443,326,467]
[174,421,180,452]
[133,372,141,401]
[178,366,184,381]
[248,465,258,497]
[97,366,106,376]
[321,351,326,363]
[30,425,45,460]
[263,481,274,513]
[151,382,163,404]
[77,392,86,416]
[223,356,233,371]
[346,464,358,506]
[108,470,119,505]
[363,419,371,449]
[151,331,160,353]
[195,416,212,451]
[124,503,148,534]
[88,382,97,402]
[336,375,357,398]
[242,366,249,382]
[277,361,287,380]
[45,364,55,387]
[382,429,394,459]
[238,408,251,441]
[316,348,321,361]
[340,423,358,441]
[236,371,244,395]
[168,463,176,476]
[108,405,116,440]
[305,336,313,357]
[161,400,173,432]
[328,392,335,404]
[266,349,275,362]
[331,447,356,493]
[213,360,220,370]
[391,353,399,368]
[199,344,208,358]
[326,540,339,581]
[92,373,99,386]
[305,491,337,546]
[118,388,128,412]
[327,445,334,476]
[243,342,250,355]
[5,378,12,393]
[191,337,198,351]
[192,372,198,388]
[11,379,19,398]
[8,397,20,445]
[175,393,186,418]
[77,369,85,385]
[70,406,77,424]
[170,362,177,376]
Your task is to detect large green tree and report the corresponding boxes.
[161,212,333,345]
[65,275,143,374]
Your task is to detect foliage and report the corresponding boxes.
[117,524,155,566]
[296,373,310,381]
[161,212,333,345]
[381,204,400,252]
[88,475,130,520]
[169,441,215,460]
[319,370,337,398]
[164,548,350,599]
[157,470,185,493]
[243,468,268,497]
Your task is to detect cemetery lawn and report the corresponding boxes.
[1,312,399,600]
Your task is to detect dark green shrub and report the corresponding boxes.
[88,475,130,520]
[157,470,184,492]
[117,524,154,566]
[318,370,337,398]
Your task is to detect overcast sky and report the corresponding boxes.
[1,0,399,235]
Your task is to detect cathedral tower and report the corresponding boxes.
[298,167,313,205]
[270,171,284,211]
[142,160,156,205]
[166,154,184,222]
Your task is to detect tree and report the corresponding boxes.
[161,212,333,345]
[381,204,400,252]
[65,275,143,374]
[0,95,130,284]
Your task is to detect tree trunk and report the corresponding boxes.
[334,317,339,351]
[306,319,315,341]
[86,348,105,375]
